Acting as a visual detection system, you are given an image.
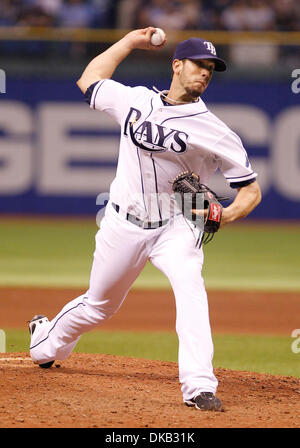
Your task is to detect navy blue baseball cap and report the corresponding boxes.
[173,38,226,72]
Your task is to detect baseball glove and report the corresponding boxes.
[172,171,226,244]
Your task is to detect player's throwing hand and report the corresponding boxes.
[123,27,167,51]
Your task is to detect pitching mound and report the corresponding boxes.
[0,352,299,428]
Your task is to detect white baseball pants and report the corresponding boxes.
[30,202,218,400]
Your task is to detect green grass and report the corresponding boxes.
[0,218,300,291]
[0,219,96,288]
[202,223,300,291]
[3,329,300,378]
[213,334,300,378]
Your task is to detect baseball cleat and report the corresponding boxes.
[28,315,54,369]
[185,392,223,411]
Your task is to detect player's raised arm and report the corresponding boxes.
[76,27,166,94]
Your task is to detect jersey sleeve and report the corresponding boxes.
[85,79,132,124]
[214,131,257,189]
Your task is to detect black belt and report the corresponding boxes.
[112,203,169,230]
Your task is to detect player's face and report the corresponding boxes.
[178,59,215,98]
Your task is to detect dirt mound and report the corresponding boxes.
[0,353,299,428]
[1,287,300,428]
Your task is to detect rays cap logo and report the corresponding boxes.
[0,69,6,93]
[173,38,227,72]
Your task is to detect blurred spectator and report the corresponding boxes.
[90,0,114,28]
[199,0,230,30]
[243,0,275,31]
[0,0,22,26]
[115,0,141,28]
[220,0,249,31]
[220,0,275,31]
[274,0,299,31]
[181,0,202,29]
[136,0,200,31]
[17,4,55,27]
[57,0,95,27]
[34,0,63,16]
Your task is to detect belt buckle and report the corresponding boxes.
[143,220,163,230]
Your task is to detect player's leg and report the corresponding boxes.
[149,216,218,402]
[29,203,148,365]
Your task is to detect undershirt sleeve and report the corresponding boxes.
[84,81,99,105]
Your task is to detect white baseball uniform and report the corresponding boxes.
[30,79,257,401]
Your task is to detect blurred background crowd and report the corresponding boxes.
[0,0,299,73]
[0,0,299,31]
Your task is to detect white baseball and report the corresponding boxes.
[150,28,166,46]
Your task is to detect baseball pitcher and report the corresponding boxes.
[29,28,261,411]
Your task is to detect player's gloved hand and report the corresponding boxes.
[172,171,228,244]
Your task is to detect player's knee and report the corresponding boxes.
[85,295,122,321]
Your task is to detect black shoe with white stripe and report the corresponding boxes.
[28,315,54,369]
[185,392,223,411]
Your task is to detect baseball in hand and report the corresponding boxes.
[150,28,166,46]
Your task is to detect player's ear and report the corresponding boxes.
[172,59,183,75]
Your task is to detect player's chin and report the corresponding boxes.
[187,84,206,98]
